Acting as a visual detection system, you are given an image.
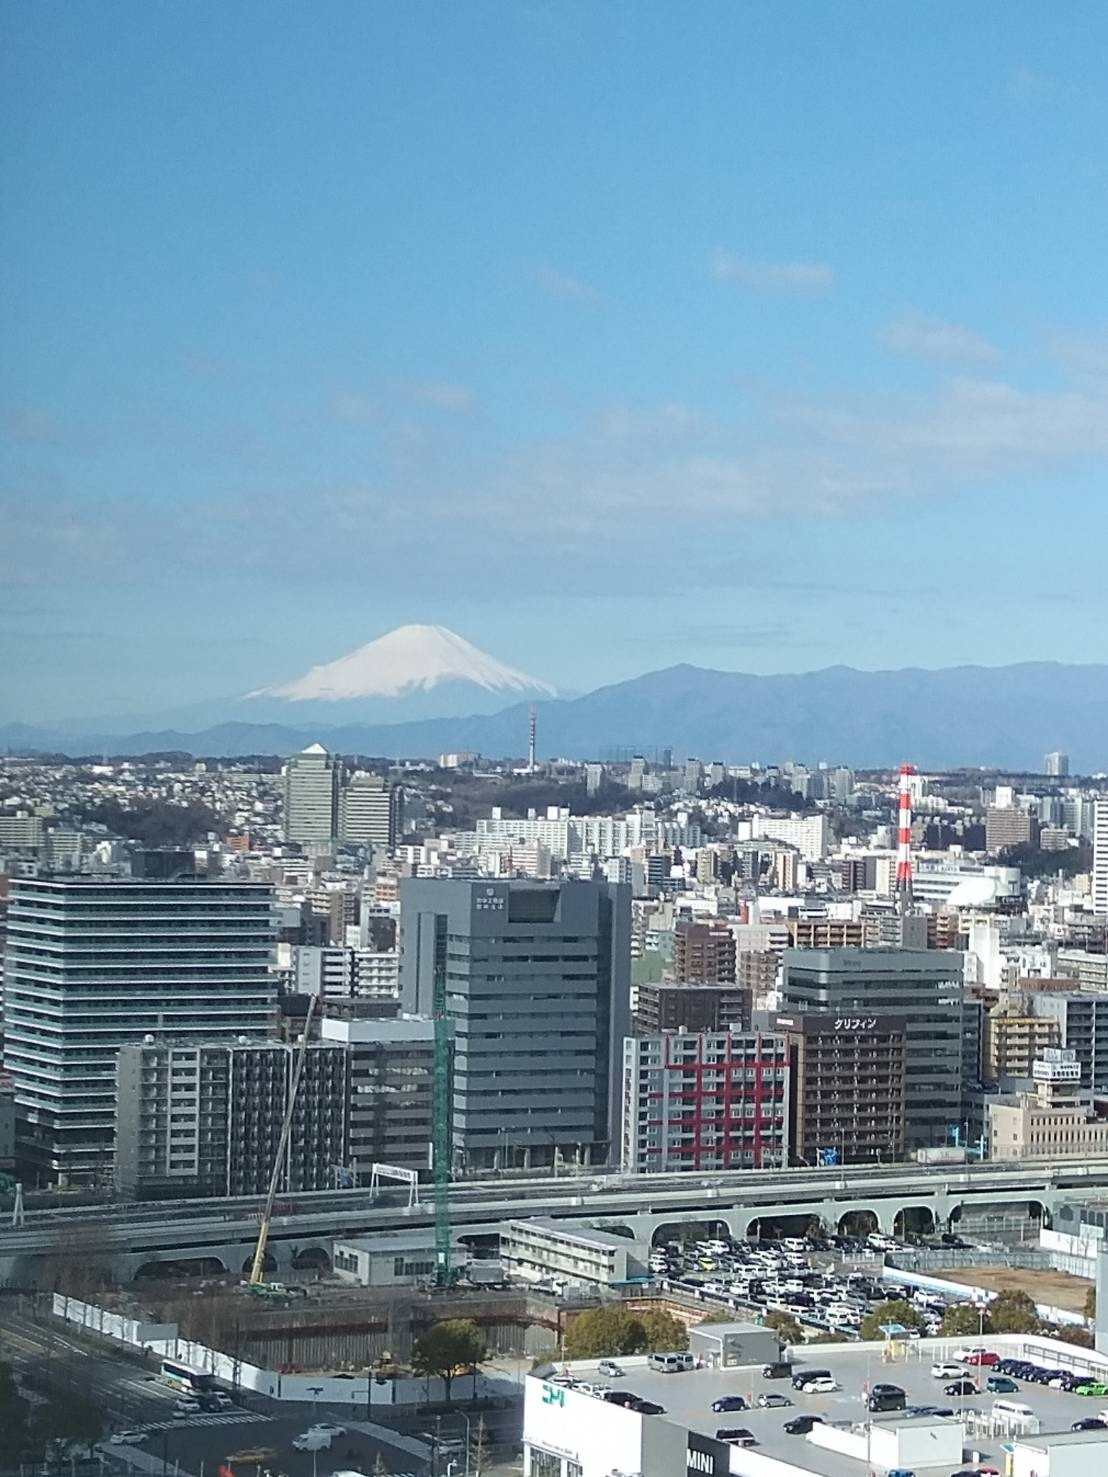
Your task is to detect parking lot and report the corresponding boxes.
[556,1339,1108,1476]
[652,1229,987,1338]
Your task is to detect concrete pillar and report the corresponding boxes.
[1096,1247,1108,1355]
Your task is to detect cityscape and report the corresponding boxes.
[8,5,1108,1477]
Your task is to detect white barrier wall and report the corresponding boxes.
[881,1265,1087,1327]
[52,1295,508,1406]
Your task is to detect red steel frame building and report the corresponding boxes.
[620,1029,789,1172]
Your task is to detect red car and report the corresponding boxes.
[962,1351,999,1367]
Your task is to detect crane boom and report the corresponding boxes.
[248,994,317,1286]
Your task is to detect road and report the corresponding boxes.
[0,1297,513,1477]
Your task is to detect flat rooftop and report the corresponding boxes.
[541,1336,1108,1477]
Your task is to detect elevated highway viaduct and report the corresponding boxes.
[2,1158,1104,1284]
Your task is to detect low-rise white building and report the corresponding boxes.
[501,1218,644,1289]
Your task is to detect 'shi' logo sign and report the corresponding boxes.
[542,1384,565,1406]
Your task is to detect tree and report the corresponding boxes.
[638,1309,688,1353]
[32,1392,103,1454]
[1085,1286,1097,1321]
[0,1363,30,1464]
[563,1306,688,1359]
[807,1329,849,1344]
[469,1413,492,1474]
[859,1300,925,1342]
[988,1290,1040,1334]
[763,1311,804,1344]
[938,1304,992,1338]
[1052,1324,1094,1348]
[563,1306,643,1360]
[411,1320,486,1406]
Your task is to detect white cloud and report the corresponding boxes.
[882,311,1000,364]
[402,382,477,412]
[334,392,381,424]
[535,264,605,305]
[712,249,833,292]
[335,382,476,421]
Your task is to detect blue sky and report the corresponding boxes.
[4,2,1108,719]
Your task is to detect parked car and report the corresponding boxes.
[756,1392,792,1409]
[603,1391,640,1408]
[931,1362,964,1379]
[763,1360,793,1379]
[986,1376,1019,1394]
[784,1414,824,1435]
[307,1425,347,1439]
[109,1432,148,1447]
[598,1360,624,1378]
[630,1399,665,1416]
[792,1367,831,1390]
[800,1376,839,1394]
[953,1346,990,1363]
[943,1380,978,1397]
[712,1395,748,1413]
[1076,1381,1108,1397]
[962,1350,1000,1367]
[1072,1418,1108,1431]
[715,1428,756,1447]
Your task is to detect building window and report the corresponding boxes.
[529,1451,562,1477]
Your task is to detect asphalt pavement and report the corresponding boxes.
[0,1298,516,1477]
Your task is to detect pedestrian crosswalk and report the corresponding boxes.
[134,1412,268,1434]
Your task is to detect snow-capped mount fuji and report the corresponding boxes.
[239,624,557,724]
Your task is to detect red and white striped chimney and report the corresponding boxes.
[896,763,915,900]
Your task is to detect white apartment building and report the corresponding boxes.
[747,812,829,860]
[1093,799,1108,917]
[621,1030,790,1174]
[473,806,701,862]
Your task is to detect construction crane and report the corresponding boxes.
[247,994,317,1290]
[432,943,455,1286]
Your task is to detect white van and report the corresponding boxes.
[992,1399,1035,1423]
[649,1352,696,1373]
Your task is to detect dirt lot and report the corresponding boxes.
[937,1264,1092,1314]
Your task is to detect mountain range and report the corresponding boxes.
[3,629,1108,770]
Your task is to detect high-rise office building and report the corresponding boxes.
[781,948,963,1151]
[1031,990,1108,1094]
[1044,751,1070,777]
[283,742,339,846]
[340,770,402,851]
[321,1016,435,1179]
[1093,801,1108,918]
[399,877,630,1172]
[3,876,276,1186]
